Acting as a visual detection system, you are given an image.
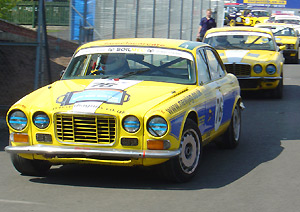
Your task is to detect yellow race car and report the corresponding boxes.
[230,9,270,27]
[255,23,299,64]
[203,27,284,98]
[5,38,243,182]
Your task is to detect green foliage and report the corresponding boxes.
[0,0,19,20]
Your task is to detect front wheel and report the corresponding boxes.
[271,78,283,99]
[229,19,236,27]
[11,153,51,176]
[215,104,241,149]
[160,119,202,183]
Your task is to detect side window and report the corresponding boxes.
[205,49,225,81]
[196,48,211,84]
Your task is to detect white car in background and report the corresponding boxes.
[268,15,300,34]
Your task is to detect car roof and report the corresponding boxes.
[206,26,273,36]
[76,38,209,53]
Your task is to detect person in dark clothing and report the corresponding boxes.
[197,9,216,42]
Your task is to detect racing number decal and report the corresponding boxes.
[215,90,224,131]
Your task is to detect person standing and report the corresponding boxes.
[197,9,216,42]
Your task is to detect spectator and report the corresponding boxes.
[197,9,216,42]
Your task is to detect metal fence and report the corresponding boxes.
[7,2,69,26]
[71,0,225,43]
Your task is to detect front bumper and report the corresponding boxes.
[5,145,180,159]
[283,49,298,58]
[237,76,282,90]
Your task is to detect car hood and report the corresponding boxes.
[13,79,190,117]
[218,49,278,64]
[275,36,298,44]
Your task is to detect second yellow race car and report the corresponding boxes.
[203,27,284,98]
[255,23,299,64]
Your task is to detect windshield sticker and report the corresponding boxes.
[179,41,202,50]
[225,50,249,63]
[206,31,272,38]
[56,79,141,113]
[75,47,193,61]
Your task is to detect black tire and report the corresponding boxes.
[271,78,283,99]
[215,104,241,149]
[229,19,236,27]
[293,52,299,64]
[11,153,51,176]
[160,119,202,183]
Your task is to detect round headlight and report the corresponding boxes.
[147,116,168,137]
[253,64,263,74]
[8,110,27,131]
[122,116,140,133]
[33,112,50,129]
[236,17,242,22]
[266,64,276,75]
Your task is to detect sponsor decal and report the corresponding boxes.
[75,47,194,61]
[165,90,202,114]
[215,90,224,131]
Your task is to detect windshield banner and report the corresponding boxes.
[205,31,272,38]
[75,47,194,61]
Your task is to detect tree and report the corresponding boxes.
[0,0,19,20]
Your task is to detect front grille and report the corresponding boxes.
[225,64,251,76]
[55,114,116,144]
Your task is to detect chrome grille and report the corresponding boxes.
[225,64,251,76]
[55,114,116,144]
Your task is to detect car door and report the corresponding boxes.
[195,48,218,142]
[204,47,236,137]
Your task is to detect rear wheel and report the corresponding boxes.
[11,153,51,176]
[215,104,241,149]
[160,119,202,183]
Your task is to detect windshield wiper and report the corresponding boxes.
[247,36,262,48]
[118,69,151,79]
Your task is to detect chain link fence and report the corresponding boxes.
[69,0,225,43]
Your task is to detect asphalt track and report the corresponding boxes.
[0,64,299,212]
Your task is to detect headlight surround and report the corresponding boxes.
[147,116,168,137]
[266,64,276,75]
[33,112,50,129]
[8,110,27,131]
[122,115,140,133]
[253,64,263,74]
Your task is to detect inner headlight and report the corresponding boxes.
[122,115,140,133]
[147,116,168,137]
[236,17,242,22]
[8,110,27,131]
[286,44,294,49]
[33,112,50,129]
[253,64,263,73]
[266,64,276,75]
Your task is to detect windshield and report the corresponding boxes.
[252,11,269,17]
[204,31,276,51]
[259,26,295,36]
[276,19,300,25]
[62,47,196,85]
